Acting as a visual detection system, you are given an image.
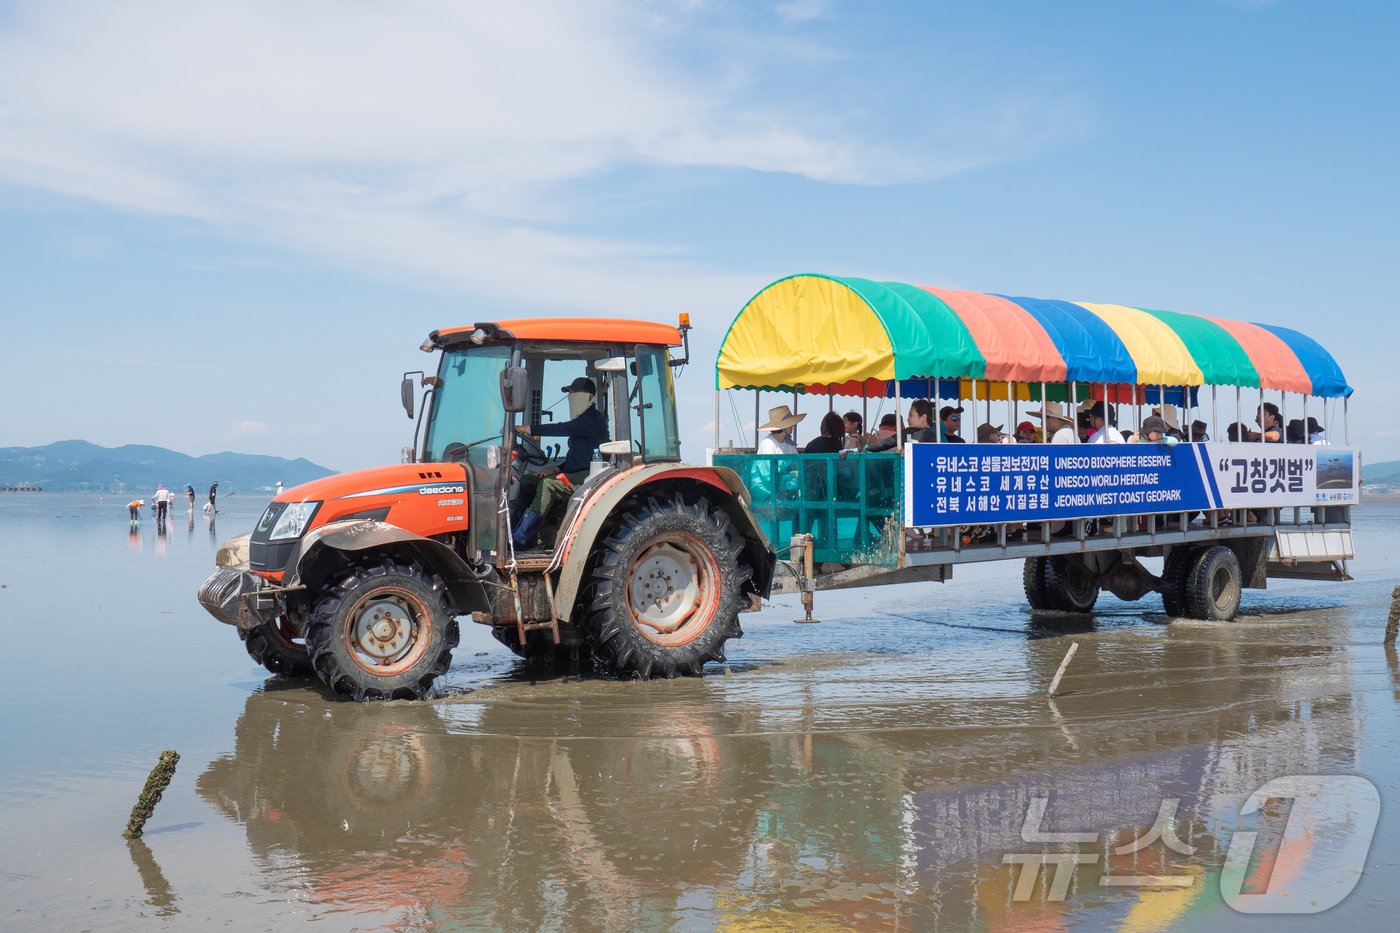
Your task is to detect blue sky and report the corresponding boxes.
[1,0,1396,470]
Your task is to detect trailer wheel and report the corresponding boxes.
[1023,557,1052,610]
[1159,546,1197,618]
[239,616,312,678]
[1183,545,1242,621]
[1042,556,1099,613]
[584,494,748,678]
[305,562,459,701]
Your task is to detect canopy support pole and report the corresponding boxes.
[1303,395,1309,443]
[792,389,799,446]
[714,389,720,450]
[1282,391,1288,444]
[1070,382,1079,443]
[1344,396,1350,445]
[1212,386,1218,442]
[970,378,978,442]
[1008,383,1015,443]
[895,379,904,442]
[754,391,760,450]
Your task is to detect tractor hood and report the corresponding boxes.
[276,462,469,506]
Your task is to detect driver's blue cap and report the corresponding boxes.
[562,377,596,394]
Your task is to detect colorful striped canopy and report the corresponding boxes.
[716,274,1352,398]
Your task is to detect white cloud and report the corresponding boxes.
[230,420,270,435]
[0,0,1088,312]
[776,0,832,23]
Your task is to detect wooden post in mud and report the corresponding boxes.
[1385,586,1400,645]
[1047,642,1079,697]
[123,750,180,839]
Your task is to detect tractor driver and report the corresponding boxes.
[511,376,609,548]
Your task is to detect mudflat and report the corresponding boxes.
[2,494,1398,930]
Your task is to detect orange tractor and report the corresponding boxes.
[198,317,775,699]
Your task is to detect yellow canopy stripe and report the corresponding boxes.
[1074,302,1205,386]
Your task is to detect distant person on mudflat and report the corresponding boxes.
[209,481,219,512]
[153,484,173,522]
[128,499,143,521]
[185,484,196,510]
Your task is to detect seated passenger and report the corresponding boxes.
[1226,421,1250,442]
[1306,416,1329,445]
[841,411,870,450]
[1027,401,1077,443]
[512,377,609,548]
[1134,415,1179,446]
[1285,419,1306,444]
[1153,404,1187,441]
[976,422,1005,443]
[865,399,937,451]
[1015,421,1038,444]
[804,411,845,453]
[1256,402,1283,442]
[1190,419,1210,442]
[876,413,898,440]
[757,405,804,454]
[1087,402,1125,444]
[939,405,966,443]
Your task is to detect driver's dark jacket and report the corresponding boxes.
[530,407,608,474]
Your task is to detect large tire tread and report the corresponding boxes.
[305,560,459,701]
[240,618,313,678]
[1183,545,1242,621]
[584,494,748,679]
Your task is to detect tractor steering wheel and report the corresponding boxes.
[513,431,551,466]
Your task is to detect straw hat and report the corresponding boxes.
[1027,401,1073,426]
[758,404,806,431]
[1153,404,1181,431]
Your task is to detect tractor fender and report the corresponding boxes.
[284,519,490,616]
[552,463,775,619]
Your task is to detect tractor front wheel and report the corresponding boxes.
[305,562,459,701]
[584,494,748,678]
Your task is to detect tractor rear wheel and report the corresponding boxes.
[239,616,312,678]
[305,562,459,701]
[584,494,748,679]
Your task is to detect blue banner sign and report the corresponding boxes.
[903,443,1356,527]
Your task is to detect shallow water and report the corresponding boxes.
[2,493,1399,930]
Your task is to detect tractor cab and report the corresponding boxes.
[415,318,687,559]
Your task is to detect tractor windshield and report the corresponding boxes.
[423,344,511,465]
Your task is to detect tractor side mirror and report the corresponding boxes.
[595,357,627,373]
[500,366,529,412]
[400,372,419,419]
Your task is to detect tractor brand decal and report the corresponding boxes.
[904,443,1358,528]
[418,484,466,496]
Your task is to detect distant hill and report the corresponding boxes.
[0,440,335,493]
[1364,459,1400,485]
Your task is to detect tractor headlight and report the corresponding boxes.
[269,501,320,540]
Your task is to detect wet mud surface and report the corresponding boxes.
[2,495,1400,930]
